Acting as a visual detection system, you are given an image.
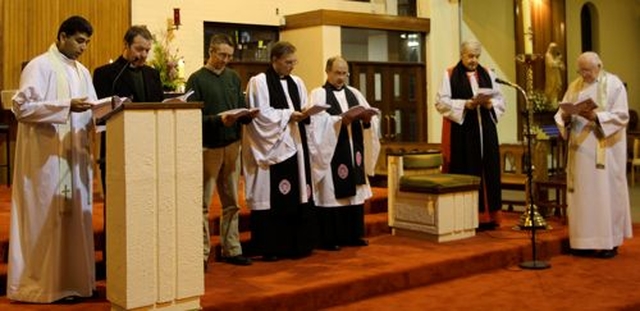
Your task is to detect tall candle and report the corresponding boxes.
[522,0,533,54]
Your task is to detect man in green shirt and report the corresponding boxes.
[186,34,257,270]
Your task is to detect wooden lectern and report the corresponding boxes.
[104,102,204,310]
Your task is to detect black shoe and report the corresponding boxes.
[56,295,85,304]
[478,222,498,231]
[570,248,596,257]
[262,255,279,262]
[348,239,369,247]
[320,244,341,251]
[224,255,253,266]
[596,247,618,259]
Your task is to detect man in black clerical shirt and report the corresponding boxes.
[93,25,164,194]
[92,25,164,264]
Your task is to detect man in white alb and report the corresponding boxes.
[8,15,97,303]
[555,51,632,259]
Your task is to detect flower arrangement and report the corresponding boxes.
[530,89,553,112]
[149,30,184,92]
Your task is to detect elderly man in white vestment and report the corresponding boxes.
[306,56,381,250]
[8,15,97,302]
[555,52,632,259]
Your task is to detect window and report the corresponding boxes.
[341,28,424,63]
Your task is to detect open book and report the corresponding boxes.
[559,98,597,115]
[91,96,131,124]
[474,88,499,99]
[162,89,195,103]
[301,103,331,116]
[217,107,259,122]
[341,105,380,120]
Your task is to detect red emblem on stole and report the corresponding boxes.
[337,164,349,179]
[279,179,291,195]
[355,151,362,166]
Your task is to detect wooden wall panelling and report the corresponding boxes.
[0,0,4,89]
[1,0,131,90]
[284,9,430,33]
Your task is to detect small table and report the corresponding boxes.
[534,174,567,223]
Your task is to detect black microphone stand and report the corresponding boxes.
[506,81,551,270]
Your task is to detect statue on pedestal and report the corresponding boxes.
[544,42,565,107]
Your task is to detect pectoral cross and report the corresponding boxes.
[62,185,72,197]
[60,184,73,215]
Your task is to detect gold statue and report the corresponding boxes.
[544,42,565,107]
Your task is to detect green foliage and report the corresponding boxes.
[530,90,553,112]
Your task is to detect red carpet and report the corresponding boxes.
[0,184,638,310]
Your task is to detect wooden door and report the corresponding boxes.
[349,61,426,142]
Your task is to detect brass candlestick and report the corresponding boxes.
[514,53,550,231]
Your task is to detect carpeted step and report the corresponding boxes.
[0,188,389,265]
[200,214,572,310]
[0,211,391,293]
[0,215,593,310]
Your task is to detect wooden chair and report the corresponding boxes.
[0,90,15,186]
[499,143,529,211]
[533,137,568,220]
[631,138,640,186]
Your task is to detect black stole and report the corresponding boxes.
[448,61,502,213]
[447,61,496,175]
[265,67,313,210]
[323,83,366,199]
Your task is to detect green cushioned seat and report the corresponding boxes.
[402,153,443,170]
[399,173,480,194]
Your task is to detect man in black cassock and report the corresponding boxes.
[242,41,315,261]
[306,56,381,250]
[435,41,506,230]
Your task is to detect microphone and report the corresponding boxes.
[111,56,138,95]
[494,77,518,88]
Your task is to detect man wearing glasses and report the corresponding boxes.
[555,52,632,259]
[186,34,255,270]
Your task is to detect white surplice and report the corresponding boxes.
[306,86,381,207]
[434,69,506,126]
[8,44,96,302]
[555,71,632,250]
[242,73,310,210]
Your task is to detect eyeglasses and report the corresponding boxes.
[215,52,233,60]
[284,59,298,66]
[576,66,597,75]
[332,71,350,77]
